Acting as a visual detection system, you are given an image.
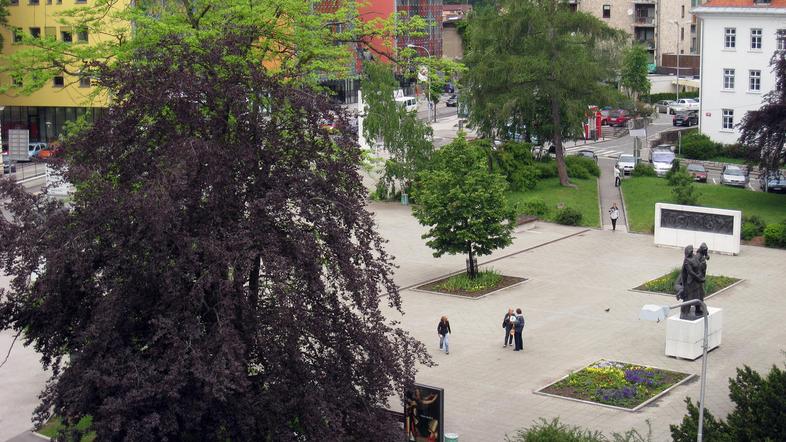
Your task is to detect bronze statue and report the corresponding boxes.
[674,245,706,320]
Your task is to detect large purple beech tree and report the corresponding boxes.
[0,31,430,440]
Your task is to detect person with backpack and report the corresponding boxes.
[502,308,515,348]
[437,316,451,355]
[513,308,525,351]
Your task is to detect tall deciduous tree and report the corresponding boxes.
[412,136,515,278]
[621,44,651,101]
[362,61,435,196]
[0,31,430,440]
[464,0,622,186]
[738,53,786,172]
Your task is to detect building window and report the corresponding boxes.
[75,0,86,3]
[722,109,734,130]
[723,68,735,89]
[751,28,762,50]
[681,5,685,18]
[725,28,736,49]
[53,76,65,88]
[30,27,41,39]
[602,5,611,18]
[779,29,786,51]
[9,0,18,5]
[681,27,685,41]
[77,30,88,43]
[61,29,72,43]
[749,70,761,91]
[79,75,91,88]
[28,0,39,4]
[12,77,22,87]
[12,28,22,44]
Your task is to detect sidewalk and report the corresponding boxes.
[598,157,628,232]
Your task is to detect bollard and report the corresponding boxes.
[401,193,409,205]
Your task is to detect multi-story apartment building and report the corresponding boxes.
[693,0,786,145]
[567,0,699,66]
[0,0,125,145]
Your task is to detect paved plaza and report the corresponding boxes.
[1,201,785,441]
[374,202,786,442]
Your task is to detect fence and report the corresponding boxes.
[3,161,47,182]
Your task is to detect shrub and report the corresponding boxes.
[763,222,786,248]
[535,160,558,178]
[566,155,601,178]
[721,143,749,160]
[555,206,583,225]
[632,163,657,177]
[509,165,540,191]
[665,159,682,184]
[669,167,700,206]
[741,215,766,240]
[520,197,549,217]
[680,132,719,160]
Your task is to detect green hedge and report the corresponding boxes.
[764,222,786,248]
[741,215,766,240]
[632,163,657,177]
[555,206,583,225]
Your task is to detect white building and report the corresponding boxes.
[694,0,786,145]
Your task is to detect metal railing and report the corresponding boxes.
[634,16,655,25]
[2,161,48,182]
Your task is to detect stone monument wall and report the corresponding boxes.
[654,203,741,255]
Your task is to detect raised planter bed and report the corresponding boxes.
[535,359,693,411]
[632,269,741,299]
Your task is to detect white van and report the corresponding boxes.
[395,96,418,113]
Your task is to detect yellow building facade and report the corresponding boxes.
[0,0,127,144]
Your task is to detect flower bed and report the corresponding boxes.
[634,269,740,297]
[537,360,692,411]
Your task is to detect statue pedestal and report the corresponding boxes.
[665,307,722,360]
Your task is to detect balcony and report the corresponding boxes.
[634,16,655,26]
[636,39,656,51]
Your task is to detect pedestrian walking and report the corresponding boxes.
[614,166,621,187]
[513,308,525,351]
[502,308,515,348]
[609,203,620,232]
[437,316,451,355]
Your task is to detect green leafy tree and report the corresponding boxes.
[671,362,786,441]
[412,136,516,278]
[361,61,434,197]
[621,44,651,101]
[464,0,623,186]
[667,162,700,206]
[0,0,9,50]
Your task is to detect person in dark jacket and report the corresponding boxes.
[437,316,451,354]
[513,308,525,351]
[502,308,515,347]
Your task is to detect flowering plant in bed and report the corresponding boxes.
[539,360,691,410]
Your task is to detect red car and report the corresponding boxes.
[606,110,631,127]
[686,163,707,183]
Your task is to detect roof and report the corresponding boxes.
[443,4,472,12]
[700,0,786,7]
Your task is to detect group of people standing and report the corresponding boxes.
[435,309,526,355]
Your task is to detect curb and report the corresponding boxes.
[618,181,631,232]
[31,432,50,440]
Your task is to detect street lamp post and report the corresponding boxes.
[406,44,433,122]
[670,20,682,102]
[640,299,708,442]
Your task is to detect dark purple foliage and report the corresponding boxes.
[738,52,786,171]
[0,31,430,441]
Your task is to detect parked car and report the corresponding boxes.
[686,163,708,182]
[654,100,675,113]
[720,165,748,187]
[673,110,698,127]
[760,170,786,192]
[28,142,47,159]
[2,153,17,174]
[651,149,676,177]
[606,110,631,127]
[668,98,699,114]
[38,143,62,159]
[446,94,458,107]
[615,154,636,175]
[576,149,598,162]
[599,106,613,125]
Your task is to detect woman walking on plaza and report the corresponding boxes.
[609,203,620,232]
[437,316,451,355]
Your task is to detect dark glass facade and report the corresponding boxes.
[0,106,106,147]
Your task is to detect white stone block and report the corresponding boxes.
[654,203,741,255]
[665,307,722,360]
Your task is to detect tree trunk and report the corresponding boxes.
[467,243,477,279]
[551,96,571,187]
[248,254,261,311]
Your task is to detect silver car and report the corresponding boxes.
[615,154,636,175]
[720,165,748,187]
[654,100,674,113]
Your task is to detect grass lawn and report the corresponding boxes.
[622,177,786,233]
[38,416,95,441]
[508,177,599,228]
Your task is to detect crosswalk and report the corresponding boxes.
[564,144,626,159]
